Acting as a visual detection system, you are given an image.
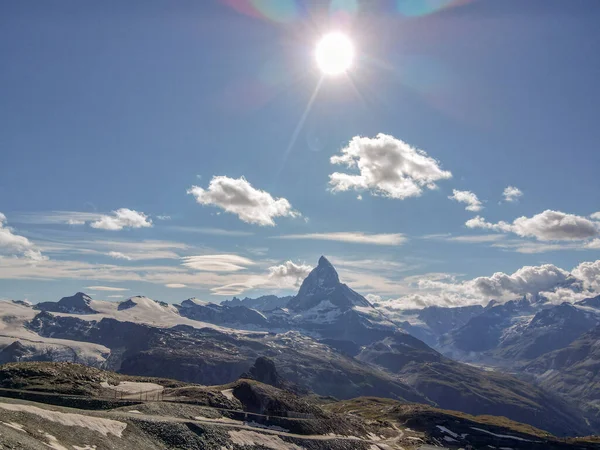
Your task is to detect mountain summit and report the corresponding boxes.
[288,256,371,312]
[35,292,97,315]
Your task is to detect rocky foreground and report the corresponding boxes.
[0,360,597,450]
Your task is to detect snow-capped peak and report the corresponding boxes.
[288,256,372,312]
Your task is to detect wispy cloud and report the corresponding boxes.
[11,209,154,231]
[168,226,253,236]
[9,211,105,225]
[181,254,256,272]
[423,233,505,243]
[165,283,187,288]
[40,238,188,261]
[85,286,129,292]
[272,232,407,246]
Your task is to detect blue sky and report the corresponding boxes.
[1,0,600,306]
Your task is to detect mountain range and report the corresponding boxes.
[1,256,599,438]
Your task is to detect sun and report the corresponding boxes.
[315,32,354,76]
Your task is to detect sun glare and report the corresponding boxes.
[315,32,354,76]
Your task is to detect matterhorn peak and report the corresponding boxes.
[297,256,339,297]
[288,256,370,312]
[318,255,334,268]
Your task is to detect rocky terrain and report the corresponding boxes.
[524,324,600,420]
[0,361,597,450]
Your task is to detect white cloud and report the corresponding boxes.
[107,251,132,260]
[85,286,129,292]
[376,258,600,309]
[165,283,187,288]
[357,194,363,200]
[268,261,312,286]
[0,213,46,261]
[181,254,256,272]
[329,133,452,199]
[503,186,523,202]
[591,212,600,221]
[90,209,152,231]
[107,295,125,298]
[187,176,300,226]
[272,232,407,246]
[587,239,600,249]
[366,293,382,303]
[572,259,600,291]
[156,215,171,220]
[448,189,483,211]
[67,219,86,225]
[470,264,574,298]
[466,210,599,241]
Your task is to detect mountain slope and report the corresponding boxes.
[177,298,269,327]
[525,325,600,420]
[356,334,593,437]
[222,295,293,311]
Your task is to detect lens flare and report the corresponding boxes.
[395,0,473,17]
[222,0,301,23]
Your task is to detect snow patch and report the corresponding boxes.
[1,421,25,432]
[0,401,127,437]
[43,433,69,450]
[221,389,235,401]
[100,381,163,394]
[436,425,458,438]
[470,427,536,442]
[228,430,305,450]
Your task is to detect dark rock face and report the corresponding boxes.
[446,298,535,352]
[35,292,97,315]
[177,299,269,327]
[357,334,443,372]
[525,325,600,427]
[222,295,292,312]
[240,356,285,388]
[496,302,600,360]
[0,341,31,364]
[117,299,137,311]
[11,300,31,307]
[576,294,600,308]
[417,304,485,337]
